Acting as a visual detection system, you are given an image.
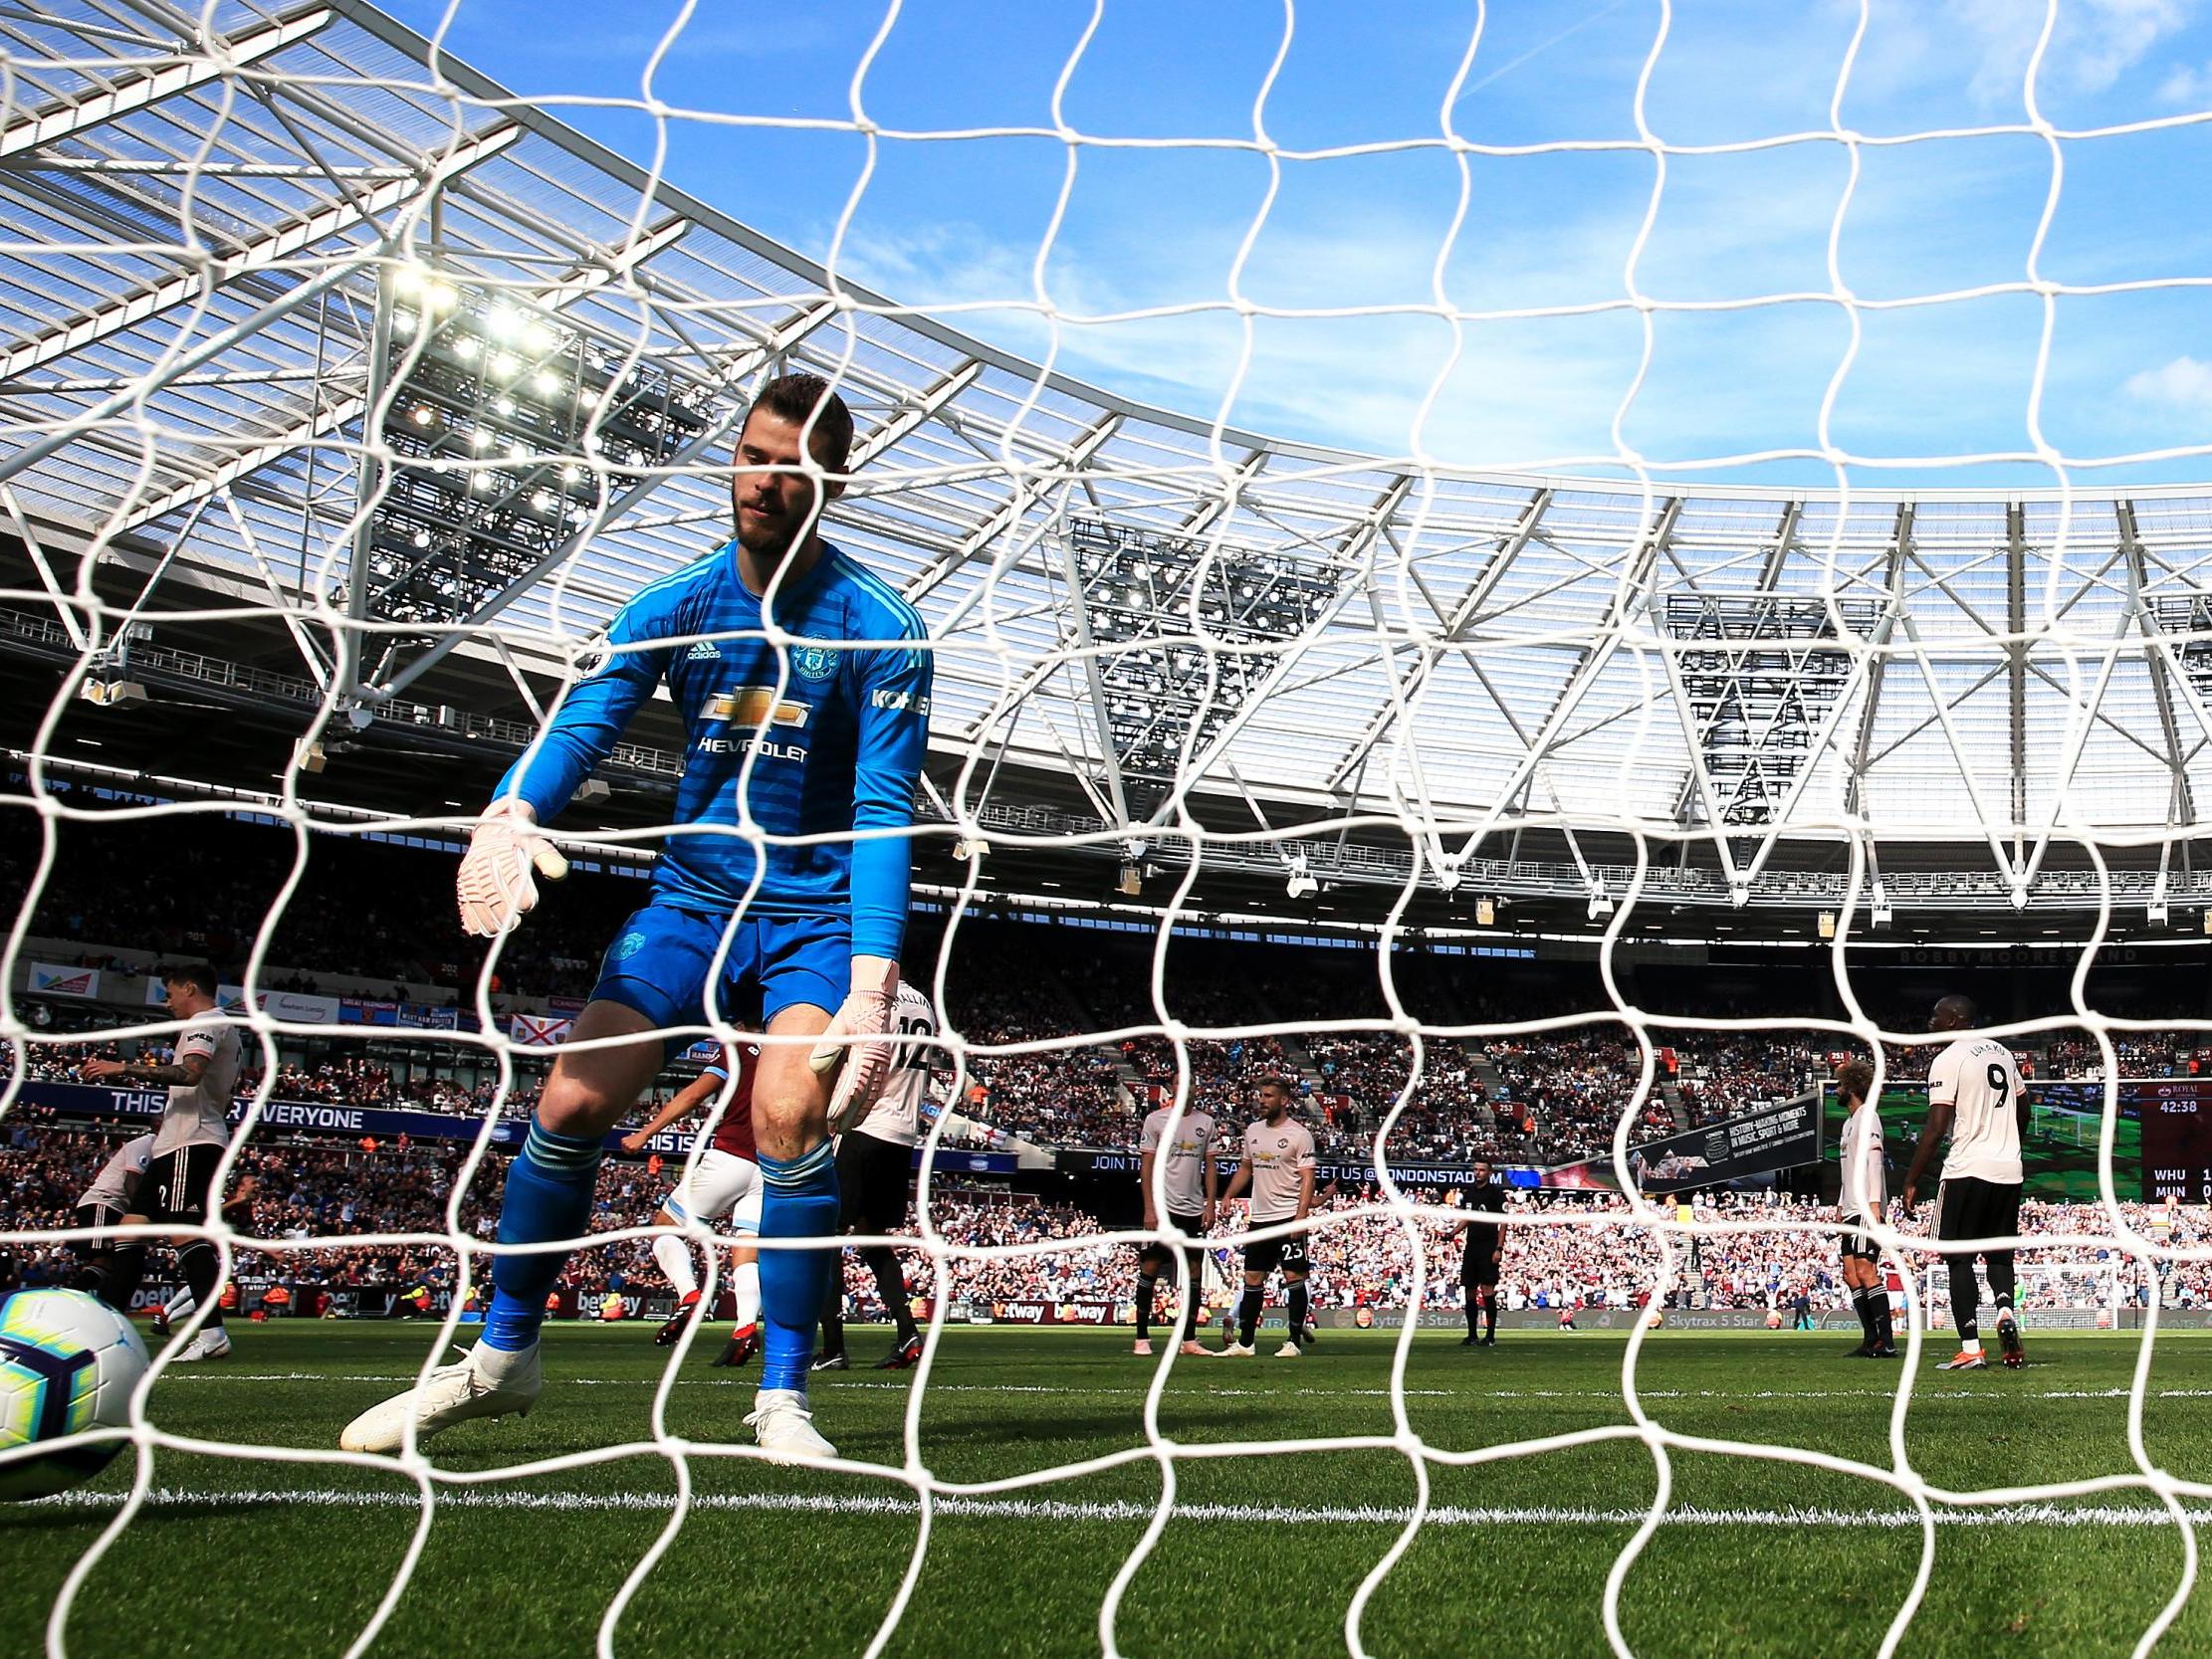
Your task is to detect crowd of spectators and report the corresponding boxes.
[1483,1028,1653,1164]
[1665,1032,1827,1127]
[1,1118,691,1303]
[14,974,2201,1178]
[833,1185,2212,1322]
[2044,1030,2209,1080]
[938,976,1134,1148]
[10,1117,2211,1325]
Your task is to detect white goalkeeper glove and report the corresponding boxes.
[455,800,568,937]
[811,955,899,1134]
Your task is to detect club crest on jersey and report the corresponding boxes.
[704,688,810,728]
[789,645,837,682]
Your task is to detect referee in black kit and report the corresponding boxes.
[1454,1161,1506,1347]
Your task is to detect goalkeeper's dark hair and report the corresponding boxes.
[161,961,218,997]
[749,371,854,473]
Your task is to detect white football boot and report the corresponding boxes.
[171,1327,233,1362]
[746,1389,836,1463]
[339,1344,541,1454]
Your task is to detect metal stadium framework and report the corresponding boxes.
[7,0,2212,929]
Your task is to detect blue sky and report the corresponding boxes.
[377,0,2212,489]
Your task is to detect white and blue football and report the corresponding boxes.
[0,1288,147,1501]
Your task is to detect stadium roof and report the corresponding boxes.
[7,0,2212,927]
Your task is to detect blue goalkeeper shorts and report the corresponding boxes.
[589,897,848,1038]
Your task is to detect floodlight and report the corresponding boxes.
[78,679,146,709]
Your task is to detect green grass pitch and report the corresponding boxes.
[9,1323,2212,1658]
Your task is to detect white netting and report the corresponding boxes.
[9,1,2212,1656]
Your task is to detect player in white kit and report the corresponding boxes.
[1833,1058,1894,1359]
[80,964,243,1359]
[148,1168,261,1337]
[1133,1097,1217,1356]
[815,981,935,1371]
[1217,1077,1316,1359]
[1901,994,2027,1370]
[71,1132,151,1308]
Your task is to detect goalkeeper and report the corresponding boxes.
[343,373,932,1464]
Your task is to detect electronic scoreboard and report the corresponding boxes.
[2136,1078,2212,1202]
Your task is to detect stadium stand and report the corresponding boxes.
[8,1120,2189,1323]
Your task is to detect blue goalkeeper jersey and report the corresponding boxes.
[493,536,932,959]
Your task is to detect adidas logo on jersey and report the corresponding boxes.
[685,640,722,660]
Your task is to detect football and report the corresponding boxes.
[0,1289,148,1501]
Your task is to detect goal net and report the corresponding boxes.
[5,1,2212,1656]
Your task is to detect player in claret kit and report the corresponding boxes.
[1902,995,2028,1371]
[619,1039,765,1362]
[340,373,932,1464]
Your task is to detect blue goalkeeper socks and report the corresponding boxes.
[757,1141,839,1391]
[483,1121,606,1352]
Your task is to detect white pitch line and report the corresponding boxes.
[150,1373,1470,1397]
[150,1375,2212,1403]
[27,1488,2212,1529]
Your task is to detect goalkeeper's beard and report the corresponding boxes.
[735,501,809,561]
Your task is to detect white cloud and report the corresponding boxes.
[2122,353,2212,410]
[1840,0,2204,117]
[2156,59,2212,102]
[1955,0,2196,105]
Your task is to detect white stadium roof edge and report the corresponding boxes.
[7,0,2212,923]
